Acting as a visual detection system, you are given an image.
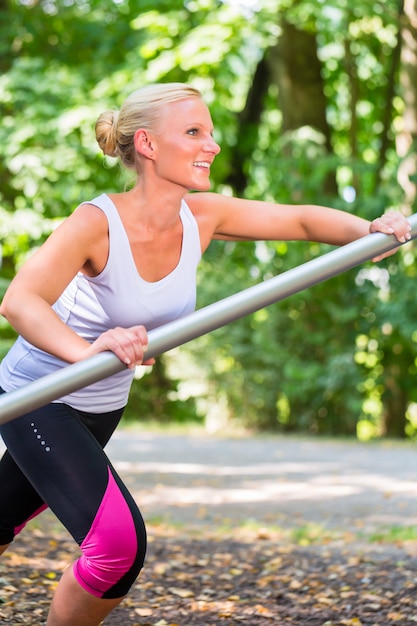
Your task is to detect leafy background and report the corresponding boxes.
[1,0,417,439]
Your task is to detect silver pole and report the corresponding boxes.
[0,216,416,424]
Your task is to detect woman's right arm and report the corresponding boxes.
[0,204,150,368]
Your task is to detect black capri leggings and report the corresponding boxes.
[0,390,147,599]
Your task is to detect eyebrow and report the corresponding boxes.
[184,122,215,132]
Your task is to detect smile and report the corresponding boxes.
[193,161,210,168]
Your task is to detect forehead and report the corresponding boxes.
[157,97,212,128]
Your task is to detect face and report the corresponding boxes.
[151,97,221,192]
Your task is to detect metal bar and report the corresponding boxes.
[1,215,416,424]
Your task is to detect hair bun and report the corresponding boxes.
[95,109,119,157]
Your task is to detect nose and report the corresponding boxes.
[205,135,221,155]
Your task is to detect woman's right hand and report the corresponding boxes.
[86,325,155,369]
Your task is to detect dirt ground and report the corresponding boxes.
[0,430,416,625]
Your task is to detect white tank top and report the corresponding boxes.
[0,194,201,412]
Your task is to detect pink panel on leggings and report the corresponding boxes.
[73,468,137,598]
[14,504,48,536]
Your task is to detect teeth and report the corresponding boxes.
[193,161,210,168]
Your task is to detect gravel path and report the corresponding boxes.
[1,430,417,625]
[104,429,417,534]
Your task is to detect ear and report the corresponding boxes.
[134,129,156,159]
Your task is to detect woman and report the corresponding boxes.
[0,83,411,626]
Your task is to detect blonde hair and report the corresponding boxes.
[95,83,202,170]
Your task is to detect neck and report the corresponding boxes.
[113,182,186,233]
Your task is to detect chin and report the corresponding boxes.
[194,180,211,192]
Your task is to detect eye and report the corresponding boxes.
[186,128,199,136]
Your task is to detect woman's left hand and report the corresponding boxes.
[369,211,412,261]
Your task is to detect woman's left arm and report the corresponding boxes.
[187,193,411,247]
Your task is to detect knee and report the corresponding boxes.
[73,470,147,599]
[74,527,146,599]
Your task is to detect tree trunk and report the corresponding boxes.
[226,16,337,197]
[267,20,332,145]
[381,363,408,438]
[226,55,270,195]
[397,0,417,212]
[377,0,417,437]
[374,0,404,193]
[266,18,337,195]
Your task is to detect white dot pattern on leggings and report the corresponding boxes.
[30,422,51,452]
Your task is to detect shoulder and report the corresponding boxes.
[44,202,110,277]
[184,192,230,250]
[185,191,235,213]
[42,202,108,247]
[185,191,240,229]
[73,201,110,264]
[185,192,263,243]
[67,201,109,237]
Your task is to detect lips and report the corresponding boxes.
[193,161,210,168]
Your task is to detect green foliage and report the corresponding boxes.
[0,0,415,437]
[123,360,201,424]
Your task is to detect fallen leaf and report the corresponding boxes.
[168,587,195,598]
